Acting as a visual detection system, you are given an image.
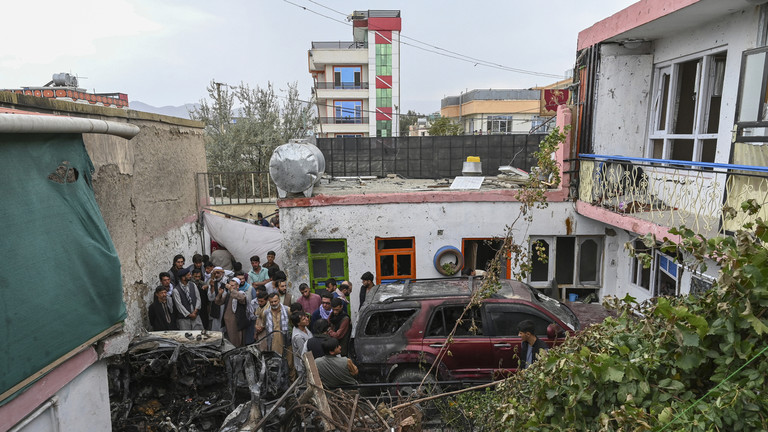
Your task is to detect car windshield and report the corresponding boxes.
[374,279,471,303]
[526,286,580,331]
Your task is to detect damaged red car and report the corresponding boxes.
[352,277,579,384]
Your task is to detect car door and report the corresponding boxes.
[484,302,554,376]
[422,303,494,380]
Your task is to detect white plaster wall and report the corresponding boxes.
[16,360,112,432]
[367,31,377,137]
[55,361,111,432]
[392,31,400,136]
[592,44,653,157]
[280,200,608,321]
[105,221,202,356]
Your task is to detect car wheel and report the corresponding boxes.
[389,367,446,426]
[389,367,440,400]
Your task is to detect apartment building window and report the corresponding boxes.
[487,115,514,134]
[376,88,392,108]
[307,239,349,291]
[648,51,726,163]
[629,239,651,290]
[333,66,362,89]
[629,239,680,296]
[529,236,603,299]
[735,46,768,139]
[376,44,392,76]
[334,100,362,123]
[376,120,392,137]
[375,237,415,283]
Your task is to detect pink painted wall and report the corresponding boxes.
[576,200,681,242]
[0,348,97,431]
[577,0,700,50]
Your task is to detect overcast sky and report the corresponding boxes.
[2,0,637,114]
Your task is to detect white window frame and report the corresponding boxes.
[528,236,604,291]
[487,115,514,134]
[648,48,727,163]
[629,242,680,296]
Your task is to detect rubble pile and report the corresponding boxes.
[108,331,485,431]
[108,331,292,432]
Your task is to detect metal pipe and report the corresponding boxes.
[0,114,139,139]
[9,396,59,432]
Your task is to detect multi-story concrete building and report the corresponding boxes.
[441,89,543,135]
[573,0,768,299]
[441,79,571,136]
[309,10,401,138]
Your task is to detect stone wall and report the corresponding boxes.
[0,92,207,355]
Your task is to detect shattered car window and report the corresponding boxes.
[427,305,483,337]
[363,309,416,336]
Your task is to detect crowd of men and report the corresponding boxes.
[147,251,376,387]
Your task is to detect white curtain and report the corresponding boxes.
[203,212,283,268]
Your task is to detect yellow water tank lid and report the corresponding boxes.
[466,156,480,162]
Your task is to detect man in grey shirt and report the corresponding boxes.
[314,338,358,389]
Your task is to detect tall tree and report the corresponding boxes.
[399,109,423,136]
[428,116,463,136]
[190,80,315,173]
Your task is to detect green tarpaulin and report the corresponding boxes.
[0,133,126,403]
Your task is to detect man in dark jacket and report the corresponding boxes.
[518,319,548,369]
[148,286,177,331]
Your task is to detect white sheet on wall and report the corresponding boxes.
[203,212,283,269]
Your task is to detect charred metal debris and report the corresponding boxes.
[108,331,484,431]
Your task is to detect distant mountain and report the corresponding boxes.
[129,101,199,119]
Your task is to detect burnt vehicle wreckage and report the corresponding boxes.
[108,330,465,431]
[109,278,607,431]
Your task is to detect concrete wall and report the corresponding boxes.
[0,92,207,356]
[9,361,111,432]
[604,227,719,303]
[87,120,207,355]
[279,199,607,322]
[592,43,653,156]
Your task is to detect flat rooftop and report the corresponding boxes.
[312,173,529,196]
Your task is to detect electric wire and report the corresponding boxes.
[284,0,564,79]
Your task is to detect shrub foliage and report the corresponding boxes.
[459,205,768,431]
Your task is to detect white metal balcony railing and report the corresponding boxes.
[578,154,768,237]
[196,171,278,207]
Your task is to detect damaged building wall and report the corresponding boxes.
[591,43,653,157]
[0,93,207,355]
[279,198,608,319]
[86,120,206,355]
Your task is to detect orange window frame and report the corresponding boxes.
[375,237,416,283]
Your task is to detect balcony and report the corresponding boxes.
[319,117,369,125]
[311,41,368,49]
[315,82,369,90]
[577,154,768,237]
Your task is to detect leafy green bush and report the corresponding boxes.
[459,209,768,431]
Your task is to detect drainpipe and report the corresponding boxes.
[0,114,139,139]
[9,396,59,432]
